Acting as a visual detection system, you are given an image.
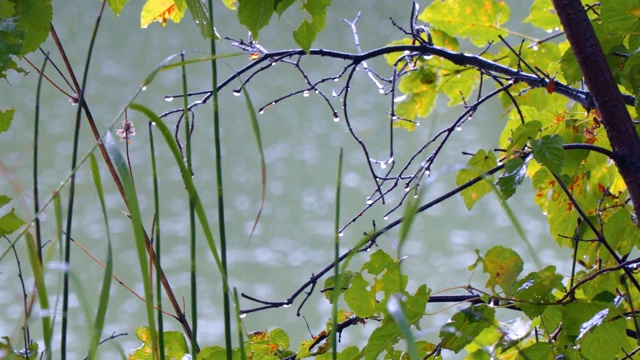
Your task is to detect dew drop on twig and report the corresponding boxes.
[165,96,174,102]
[232,89,242,96]
[303,90,310,97]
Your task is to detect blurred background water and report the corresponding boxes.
[0,0,569,357]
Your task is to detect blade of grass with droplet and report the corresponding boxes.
[241,87,266,242]
[87,153,113,360]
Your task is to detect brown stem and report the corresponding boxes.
[552,0,640,226]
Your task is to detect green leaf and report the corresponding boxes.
[560,48,582,85]
[481,245,523,296]
[0,206,25,237]
[579,317,628,359]
[600,0,640,35]
[523,0,561,32]
[403,284,430,323]
[560,302,609,339]
[439,305,495,353]
[420,0,510,47]
[516,342,553,360]
[514,266,563,318]
[456,149,497,210]
[0,108,14,133]
[237,0,275,40]
[292,0,329,53]
[0,16,25,80]
[531,134,564,174]
[129,327,188,359]
[107,0,129,16]
[364,321,401,360]
[12,0,52,55]
[344,273,376,318]
[362,249,394,276]
[496,157,526,199]
[274,0,296,16]
[0,194,10,207]
[185,0,218,39]
[323,270,354,303]
[603,208,638,257]
[437,66,478,106]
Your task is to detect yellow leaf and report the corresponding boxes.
[141,0,185,28]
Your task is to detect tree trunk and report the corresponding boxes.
[552,0,640,226]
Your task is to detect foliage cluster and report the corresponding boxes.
[3,0,640,359]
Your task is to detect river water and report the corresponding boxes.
[0,1,566,357]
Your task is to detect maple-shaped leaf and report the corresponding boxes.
[141,0,186,28]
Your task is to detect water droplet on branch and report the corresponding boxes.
[165,96,174,102]
[233,89,242,96]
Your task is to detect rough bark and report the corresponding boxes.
[553,0,640,225]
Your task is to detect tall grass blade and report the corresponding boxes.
[87,153,113,360]
[148,121,165,359]
[240,87,266,242]
[387,295,420,360]
[331,149,343,359]
[233,288,247,360]
[206,2,233,356]
[24,232,51,358]
[130,104,228,290]
[32,48,51,360]
[104,131,158,357]
[179,51,199,357]
[61,4,107,356]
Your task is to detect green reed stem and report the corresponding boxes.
[331,149,343,359]
[179,52,198,357]
[32,51,52,359]
[61,2,107,356]
[87,154,114,359]
[149,123,165,359]
[206,1,233,356]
